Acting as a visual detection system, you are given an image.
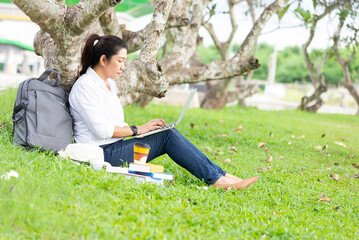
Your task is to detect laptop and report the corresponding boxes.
[135,89,197,138]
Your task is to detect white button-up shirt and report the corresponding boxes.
[69,67,128,146]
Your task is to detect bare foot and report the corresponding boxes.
[212,176,259,190]
[212,175,241,187]
[225,173,243,181]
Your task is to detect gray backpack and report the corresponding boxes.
[12,68,73,152]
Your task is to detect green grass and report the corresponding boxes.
[1,88,359,239]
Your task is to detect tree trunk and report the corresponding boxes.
[342,63,359,114]
[199,0,284,109]
[332,12,359,114]
[299,84,327,112]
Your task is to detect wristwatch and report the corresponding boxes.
[130,125,138,136]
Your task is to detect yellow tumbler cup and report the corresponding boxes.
[133,143,151,164]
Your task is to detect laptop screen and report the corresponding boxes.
[175,89,197,125]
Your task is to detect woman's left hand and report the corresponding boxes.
[138,119,166,134]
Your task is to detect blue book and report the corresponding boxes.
[129,171,174,180]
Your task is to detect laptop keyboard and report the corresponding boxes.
[163,123,175,129]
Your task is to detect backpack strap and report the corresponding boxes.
[38,68,61,87]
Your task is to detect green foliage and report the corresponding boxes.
[196,44,222,63]
[295,7,313,25]
[276,46,310,83]
[1,88,359,239]
[277,3,291,21]
[252,43,274,80]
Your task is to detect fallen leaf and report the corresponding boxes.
[318,178,323,182]
[203,146,213,152]
[323,144,328,150]
[228,146,237,152]
[334,206,340,211]
[258,142,267,148]
[279,156,284,160]
[222,159,231,163]
[10,185,14,192]
[287,141,292,145]
[330,174,343,182]
[313,145,322,150]
[273,211,282,216]
[263,147,269,152]
[325,167,332,171]
[214,151,224,156]
[298,172,303,175]
[339,136,347,142]
[217,133,229,137]
[265,155,273,163]
[349,154,354,159]
[269,132,274,137]
[298,135,305,139]
[321,133,326,137]
[0,122,9,128]
[190,123,195,128]
[219,120,225,124]
[257,166,271,172]
[352,163,359,169]
[235,125,243,134]
[352,173,359,178]
[334,141,347,148]
[166,179,175,188]
[334,163,340,166]
[318,193,333,202]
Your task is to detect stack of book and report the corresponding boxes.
[106,162,173,185]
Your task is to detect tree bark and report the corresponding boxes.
[201,0,282,109]
[299,5,334,111]
[332,12,359,114]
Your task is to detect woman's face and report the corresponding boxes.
[104,48,127,80]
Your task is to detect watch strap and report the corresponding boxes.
[130,125,138,136]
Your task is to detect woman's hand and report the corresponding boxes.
[138,119,166,135]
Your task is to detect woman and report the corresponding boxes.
[69,34,259,190]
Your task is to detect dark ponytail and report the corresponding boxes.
[78,34,128,77]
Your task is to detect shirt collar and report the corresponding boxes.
[86,67,112,91]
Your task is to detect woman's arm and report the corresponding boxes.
[112,119,166,138]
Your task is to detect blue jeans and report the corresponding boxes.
[100,128,226,185]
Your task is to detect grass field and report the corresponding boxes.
[1,88,359,239]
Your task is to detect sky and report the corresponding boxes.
[0,1,350,51]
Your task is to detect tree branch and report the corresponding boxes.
[237,0,288,59]
[202,0,238,60]
[166,0,191,28]
[67,0,122,35]
[160,0,206,73]
[116,0,174,97]
[99,8,122,37]
[226,0,239,45]
[332,14,346,66]
[11,0,66,36]
[166,57,260,85]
